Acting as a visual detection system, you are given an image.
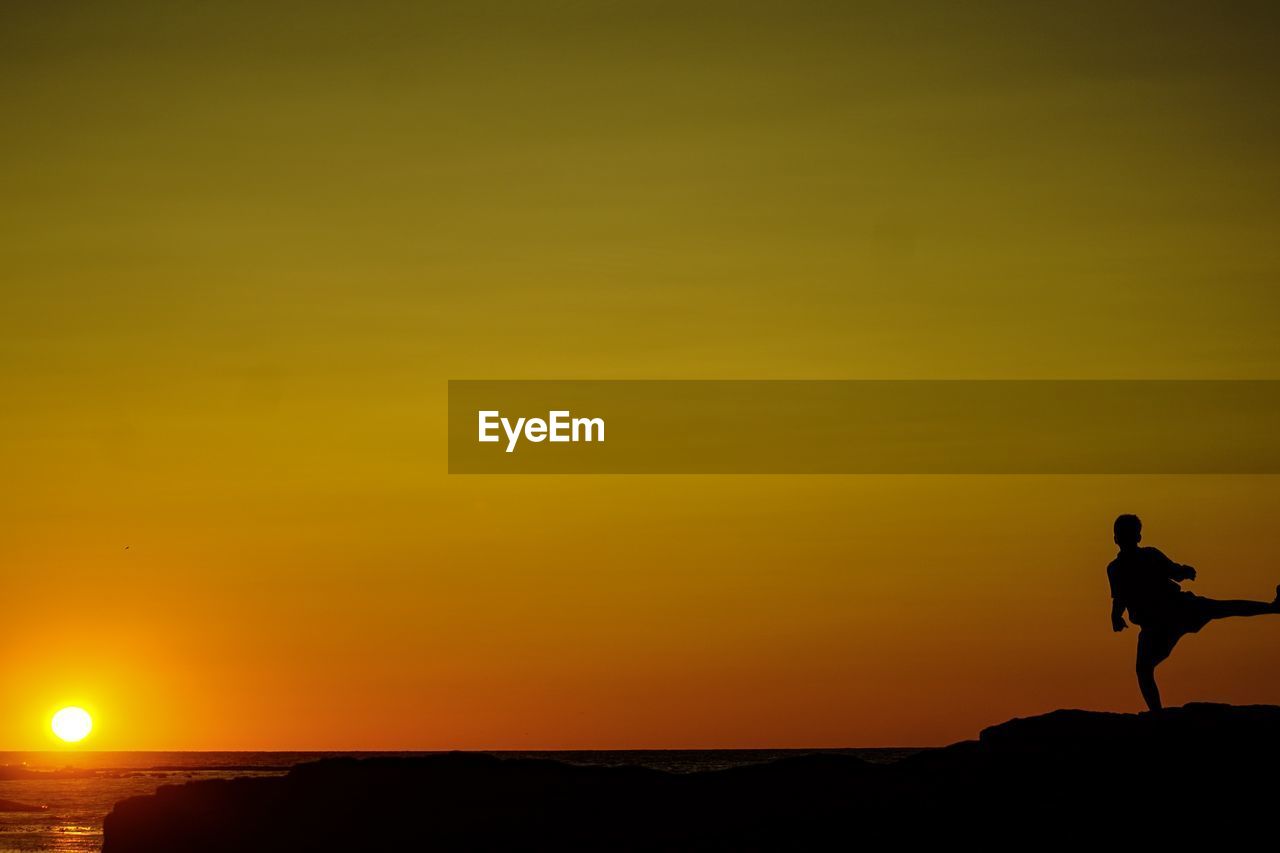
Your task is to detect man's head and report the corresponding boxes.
[1114,514,1142,549]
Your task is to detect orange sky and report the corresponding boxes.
[4,2,1280,750]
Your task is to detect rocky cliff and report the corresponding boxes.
[103,703,1280,850]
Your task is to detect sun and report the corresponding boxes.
[51,707,93,743]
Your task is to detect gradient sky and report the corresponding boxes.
[4,1,1280,750]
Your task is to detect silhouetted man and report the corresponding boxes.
[1108,514,1279,711]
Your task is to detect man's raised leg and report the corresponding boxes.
[1202,586,1280,620]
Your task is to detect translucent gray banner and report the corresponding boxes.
[447,380,1280,474]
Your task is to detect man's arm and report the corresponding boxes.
[1111,598,1128,632]
[1107,562,1128,631]
[1154,548,1197,581]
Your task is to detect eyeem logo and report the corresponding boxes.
[452,380,1280,474]
[478,410,606,453]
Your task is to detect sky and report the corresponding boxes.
[3,1,1280,750]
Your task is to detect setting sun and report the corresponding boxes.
[51,706,93,743]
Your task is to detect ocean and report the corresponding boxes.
[0,748,920,852]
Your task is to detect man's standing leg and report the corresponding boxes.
[1136,630,1178,712]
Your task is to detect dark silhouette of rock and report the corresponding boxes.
[0,798,47,812]
[103,703,1280,851]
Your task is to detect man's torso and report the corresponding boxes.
[1108,546,1183,626]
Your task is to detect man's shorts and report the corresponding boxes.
[1137,592,1215,658]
